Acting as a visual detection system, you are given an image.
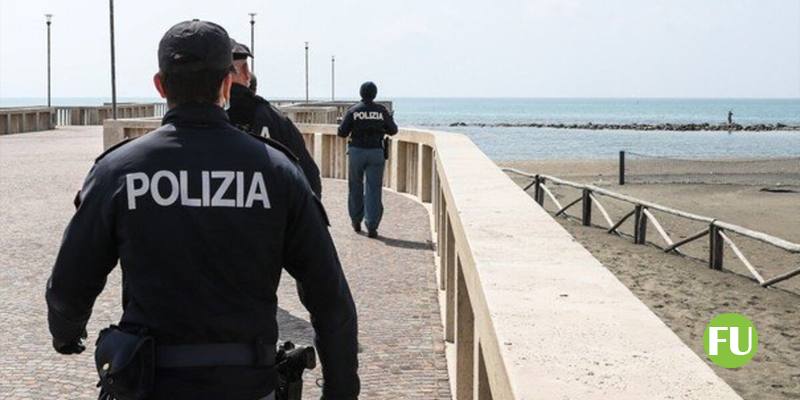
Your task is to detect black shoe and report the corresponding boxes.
[352,222,361,233]
[367,229,378,238]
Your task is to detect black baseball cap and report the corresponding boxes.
[158,20,233,73]
[360,81,378,101]
[231,39,253,60]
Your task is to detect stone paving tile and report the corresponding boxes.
[277,179,450,399]
[0,127,451,399]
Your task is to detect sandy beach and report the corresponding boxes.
[502,158,800,399]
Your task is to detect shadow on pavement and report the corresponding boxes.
[277,307,314,346]
[376,235,433,250]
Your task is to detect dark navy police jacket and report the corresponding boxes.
[337,101,398,149]
[45,103,359,400]
[227,83,322,198]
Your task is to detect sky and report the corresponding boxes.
[0,0,798,99]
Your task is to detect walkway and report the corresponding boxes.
[0,127,450,399]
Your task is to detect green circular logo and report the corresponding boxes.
[703,313,758,368]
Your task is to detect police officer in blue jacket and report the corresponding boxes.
[337,82,398,238]
[45,20,358,400]
[227,40,322,198]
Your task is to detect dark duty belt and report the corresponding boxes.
[156,341,276,368]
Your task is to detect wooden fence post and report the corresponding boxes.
[533,175,544,205]
[619,151,626,186]
[634,205,647,244]
[582,188,592,226]
[709,224,724,270]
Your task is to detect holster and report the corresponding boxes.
[382,137,390,160]
[94,325,155,400]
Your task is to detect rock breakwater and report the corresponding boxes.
[447,122,800,131]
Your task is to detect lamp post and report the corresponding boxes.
[304,42,309,103]
[331,55,335,101]
[248,13,256,73]
[109,0,118,119]
[45,14,52,108]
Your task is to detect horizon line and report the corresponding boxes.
[2,96,799,101]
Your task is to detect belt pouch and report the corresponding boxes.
[94,325,155,400]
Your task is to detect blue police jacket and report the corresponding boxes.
[45,103,359,400]
[337,101,398,149]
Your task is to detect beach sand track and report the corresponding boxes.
[559,221,800,400]
[503,159,800,399]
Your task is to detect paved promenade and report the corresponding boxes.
[0,127,450,399]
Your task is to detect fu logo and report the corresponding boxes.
[703,313,758,368]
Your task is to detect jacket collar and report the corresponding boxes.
[230,83,254,101]
[230,83,272,106]
[162,102,232,128]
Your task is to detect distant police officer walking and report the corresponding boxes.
[337,82,398,238]
[227,40,323,198]
[45,20,359,400]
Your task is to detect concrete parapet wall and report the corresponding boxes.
[0,103,166,135]
[55,103,166,126]
[0,107,55,135]
[297,123,740,400]
[301,101,393,118]
[101,103,353,148]
[102,118,161,150]
[282,106,340,124]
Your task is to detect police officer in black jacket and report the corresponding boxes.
[227,40,322,198]
[337,82,398,238]
[45,20,358,400]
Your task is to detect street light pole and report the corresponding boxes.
[331,55,335,101]
[45,14,52,108]
[248,13,256,73]
[304,42,309,103]
[109,0,118,119]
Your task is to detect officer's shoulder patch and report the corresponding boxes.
[249,134,300,162]
[95,137,137,163]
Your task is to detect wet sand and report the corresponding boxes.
[501,159,800,399]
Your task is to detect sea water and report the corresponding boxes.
[3,97,799,161]
[394,99,800,160]
[394,98,800,161]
